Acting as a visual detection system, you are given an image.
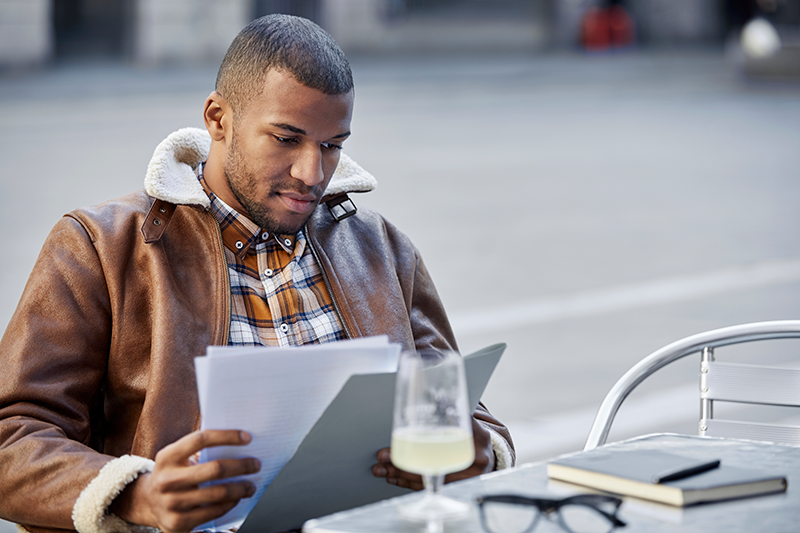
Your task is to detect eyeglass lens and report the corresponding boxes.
[559,503,617,533]
[480,500,539,533]
[480,499,619,533]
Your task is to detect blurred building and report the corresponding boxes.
[1,0,798,67]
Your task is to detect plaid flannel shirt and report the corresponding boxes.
[197,162,346,347]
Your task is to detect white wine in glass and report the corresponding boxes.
[390,427,474,475]
[391,349,475,521]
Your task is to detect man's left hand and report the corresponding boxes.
[371,418,495,490]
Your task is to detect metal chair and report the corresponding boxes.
[584,320,800,451]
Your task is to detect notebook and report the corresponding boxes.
[548,448,787,507]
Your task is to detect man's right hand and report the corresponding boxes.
[110,429,261,533]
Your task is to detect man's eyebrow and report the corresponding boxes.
[272,123,306,135]
[271,123,351,139]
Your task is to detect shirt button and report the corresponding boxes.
[264,268,274,277]
[235,240,244,250]
[279,323,289,333]
[262,232,269,240]
[284,238,292,247]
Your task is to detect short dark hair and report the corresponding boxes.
[216,14,353,117]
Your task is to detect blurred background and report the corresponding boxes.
[1,1,800,528]
[2,0,800,67]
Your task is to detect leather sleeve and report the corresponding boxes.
[0,216,118,530]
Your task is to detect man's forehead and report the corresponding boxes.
[255,67,354,99]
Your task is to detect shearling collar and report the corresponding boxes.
[144,127,376,208]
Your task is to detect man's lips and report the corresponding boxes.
[277,191,320,213]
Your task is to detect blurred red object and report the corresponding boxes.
[582,6,635,51]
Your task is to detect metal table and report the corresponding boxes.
[303,434,800,532]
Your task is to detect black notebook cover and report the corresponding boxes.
[548,448,787,506]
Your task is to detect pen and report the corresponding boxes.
[651,459,721,483]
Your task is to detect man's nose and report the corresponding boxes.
[290,146,325,187]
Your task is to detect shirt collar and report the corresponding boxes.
[196,162,297,258]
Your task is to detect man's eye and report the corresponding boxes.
[321,142,343,151]
[275,136,297,144]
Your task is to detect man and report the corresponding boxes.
[0,14,514,533]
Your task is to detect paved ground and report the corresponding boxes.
[1,49,799,530]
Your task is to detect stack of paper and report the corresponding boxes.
[194,336,401,531]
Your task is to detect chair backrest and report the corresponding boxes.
[701,347,800,443]
[584,320,800,451]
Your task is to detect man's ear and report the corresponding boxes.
[203,91,230,142]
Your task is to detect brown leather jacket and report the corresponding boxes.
[0,129,514,533]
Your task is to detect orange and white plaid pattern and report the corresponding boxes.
[197,163,346,347]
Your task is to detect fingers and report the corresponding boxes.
[391,471,424,491]
[373,418,497,490]
[373,463,424,490]
[163,479,257,512]
[372,448,424,490]
[156,430,252,467]
[199,457,262,483]
[376,448,391,464]
[152,457,262,492]
[371,448,392,479]
[111,430,262,533]
[153,499,241,533]
[153,430,258,490]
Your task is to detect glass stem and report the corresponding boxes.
[424,473,445,498]
[426,519,443,533]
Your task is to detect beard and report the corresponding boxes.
[224,133,323,235]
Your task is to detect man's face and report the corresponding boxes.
[223,69,354,234]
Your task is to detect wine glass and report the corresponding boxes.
[391,349,475,521]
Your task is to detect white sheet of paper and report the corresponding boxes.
[194,336,400,531]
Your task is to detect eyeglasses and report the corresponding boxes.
[476,494,627,533]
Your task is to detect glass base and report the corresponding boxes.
[396,493,471,522]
